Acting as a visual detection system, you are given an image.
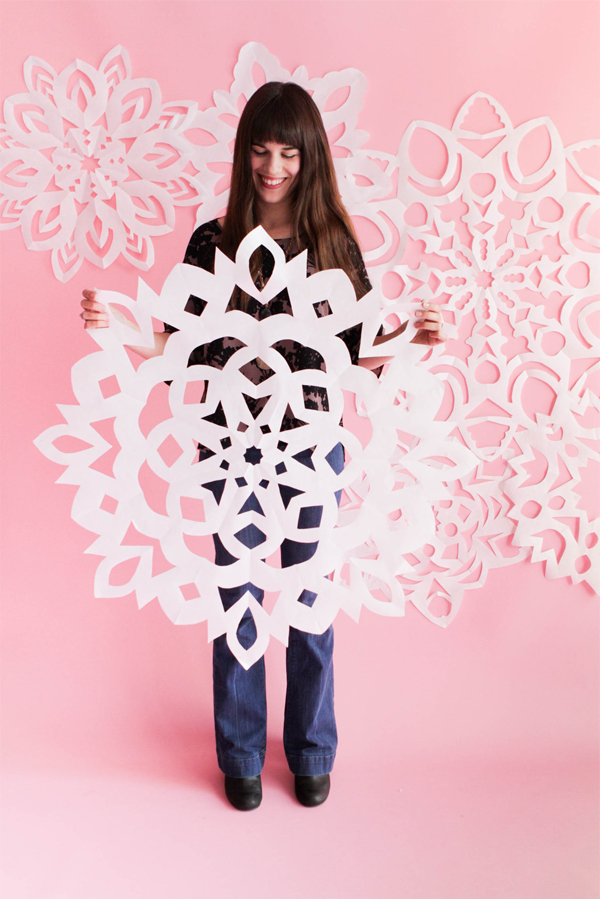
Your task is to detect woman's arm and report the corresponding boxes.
[80,289,170,359]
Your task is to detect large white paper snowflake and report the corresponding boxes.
[0,46,204,280]
[34,227,476,666]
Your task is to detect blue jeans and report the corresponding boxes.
[212,443,343,777]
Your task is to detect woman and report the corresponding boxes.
[81,82,446,811]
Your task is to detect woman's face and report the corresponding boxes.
[250,141,301,208]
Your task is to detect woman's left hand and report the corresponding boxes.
[410,300,447,346]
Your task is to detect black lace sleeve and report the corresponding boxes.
[182,219,222,271]
[335,234,373,366]
[347,233,372,299]
[163,219,222,333]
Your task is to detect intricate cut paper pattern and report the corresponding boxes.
[392,94,600,606]
[0,46,204,280]
[34,227,475,666]
[30,44,599,655]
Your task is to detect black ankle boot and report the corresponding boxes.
[294,774,330,807]
[224,774,262,810]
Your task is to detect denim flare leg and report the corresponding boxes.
[211,444,343,777]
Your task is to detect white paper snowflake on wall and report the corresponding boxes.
[0,46,205,280]
[389,94,600,606]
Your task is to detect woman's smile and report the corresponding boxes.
[258,175,286,189]
[251,141,301,205]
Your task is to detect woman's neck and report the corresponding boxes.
[255,200,293,240]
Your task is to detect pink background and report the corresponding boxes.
[1,2,598,897]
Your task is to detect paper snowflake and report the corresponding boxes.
[0,46,204,280]
[35,227,476,665]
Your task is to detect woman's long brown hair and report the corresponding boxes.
[219,81,367,299]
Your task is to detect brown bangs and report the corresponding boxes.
[250,97,304,151]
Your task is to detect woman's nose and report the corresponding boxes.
[265,153,281,174]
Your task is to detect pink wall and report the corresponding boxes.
[0,6,598,892]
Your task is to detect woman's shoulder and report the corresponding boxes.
[188,218,223,246]
[183,218,223,270]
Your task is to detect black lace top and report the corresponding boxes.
[164,219,372,418]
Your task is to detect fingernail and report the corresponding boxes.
[415,311,423,317]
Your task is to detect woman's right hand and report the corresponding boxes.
[80,289,109,329]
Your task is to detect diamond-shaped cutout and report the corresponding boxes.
[157,434,184,467]
[298,505,323,528]
[180,582,201,601]
[234,523,267,548]
[325,446,343,471]
[298,589,318,607]
[180,496,205,522]
[185,294,207,317]
[239,358,275,382]
[183,380,207,405]
[303,385,329,411]
[100,495,118,514]
[313,300,332,318]
[99,375,120,398]
[530,267,543,288]
[428,272,441,293]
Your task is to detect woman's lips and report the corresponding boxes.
[258,175,286,190]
